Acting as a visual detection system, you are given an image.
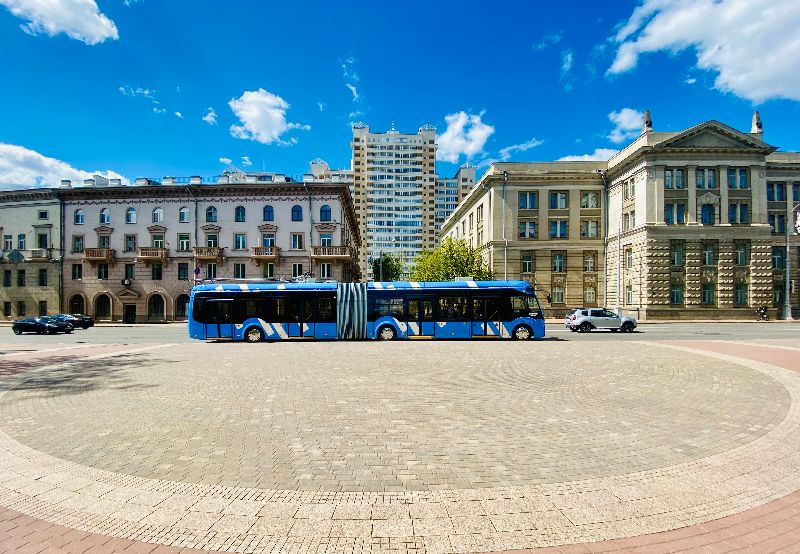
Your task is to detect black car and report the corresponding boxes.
[53,314,94,329]
[11,317,64,335]
[40,316,74,334]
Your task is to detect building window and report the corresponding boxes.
[519,192,538,209]
[3,302,10,317]
[625,248,633,269]
[551,286,565,304]
[580,220,599,238]
[701,204,715,225]
[17,234,25,250]
[320,233,333,246]
[696,169,705,189]
[292,263,304,278]
[126,207,137,223]
[518,221,537,239]
[521,252,534,273]
[739,168,748,189]
[97,263,108,280]
[549,192,568,209]
[581,192,599,208]
[670,284,684,305]
[234,206,246,222]
[291,233,304,250]
[671,242,684,267]
[124,235,136,252]
[37,210,48,220]
[206,263,217,279]
[124,264,135,280]
[74,209,84,225]
[769,214,786,234]
[3,235,11,251]
[703,242,716,266]
[205,206,217,223]
[728,168,737,188]
[585,286,597,305]
[38,268,47,286]
[767,182,787,201]
[625,285,633,305]
[98,235,110,249]
[148,262,161,280]
[234,233,247,250]
[665,203,686,225]
[320,263,332,279]
[584,254,596,272]
[552,253,565,273]
[17,301,25,317]
[774,281,785,307]
[735,242,749,265]
[320,205,332,221]
[206,234,218,247]
[702,283,715,305]
[665,169,673,189]
[99,208,110,224]
[15,270,24,287]
[549,220,568,238]
[71,264,82,280]
[794,183,800,202]
[37,233,48,249]
[263,263,274,278]
[675,169,685,189]
[179,207,190,223]
[178,263,188,280]
[152,207,164,223]
[263,205,274,221]
[291,205,303,221]
[234,262,246,279]
[177,234,190,251]
[262,233,275,247]
[735,283,748,305]
[152,234,164,248]
[772,247,784,269]
[2,270,10,287]
[729,203,749,224]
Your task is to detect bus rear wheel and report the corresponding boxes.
[245,327,263,343]
[377,325,396,341]
[512,325,532,340]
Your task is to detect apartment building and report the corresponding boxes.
[0,189,61,320]
[434,164,476,244]
[350,122,437,278]
[442,162,606,316]
[59,169,360,322]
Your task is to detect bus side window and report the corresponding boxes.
[317,296,336,323]
[438,296,470,321]
[303,299,314,322]
[192,298,205,322]
[510,294,528,318]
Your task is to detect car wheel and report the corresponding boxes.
[377,325,396,341]
[610,328,618,332]
[512,325,532,340]
[621,322,634,332]
[569,327,577,332]
[65,329,73,334]
[12,327,21,335]
[48,328,57,335]
[245,327,263,343]
[579,322,593,333]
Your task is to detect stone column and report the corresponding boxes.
[719,165,729,226]
[650,166,665,225]
[686,165,697,225]
[750,164,767,224]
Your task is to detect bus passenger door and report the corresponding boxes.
[407,296,435,337]
[472,297,503,338]
[205,300,234,339]
[286,296,314,338]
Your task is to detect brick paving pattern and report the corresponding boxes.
[0,338,798,552]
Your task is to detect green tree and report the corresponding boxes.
[410,238,493,281]
[370,252,404,281]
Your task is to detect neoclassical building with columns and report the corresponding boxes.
[442,113,800,319]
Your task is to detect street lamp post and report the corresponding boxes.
[780,202,800,320]
[502,170,508,281]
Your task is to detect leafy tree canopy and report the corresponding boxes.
[369,252,404,281]
[409,238,493,281]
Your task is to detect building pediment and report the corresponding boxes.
[315,223,337,232]
[697,192,719,205]
[201,224,221,233]
[94,225,114,235]
[116,287,140,298]
[258,223,278,232]
[655,121,776,152]
[147,225,167,234]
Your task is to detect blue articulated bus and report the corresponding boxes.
[188,280,545,342]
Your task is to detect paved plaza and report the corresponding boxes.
[0,325,799,552]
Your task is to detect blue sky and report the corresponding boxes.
[1,0,799,187]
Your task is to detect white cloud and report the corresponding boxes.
[340,56,359,82]
[317,102,326,112]
[436,111,495,163]
[228,88,310,145]
[174,111,183,118]
[118,85,154,99]
[561,49,574,76]
[0,0,118,45]
[0,143,127,188]
[345,83,359,102]
[685,77,697,84]
[558,148,619,161]
[152,107,166,114]
[498,138,544,161]
[532,31,562,51]
[607,108,644,143]
[607,0,800,103]
[218,157,232,165]
[240,156,252,167]
[202,107,217,126]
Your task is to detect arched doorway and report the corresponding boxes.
[148,294,165,321]
[69,294,85,315]
[95,294,111,320]
[175,294,190,320]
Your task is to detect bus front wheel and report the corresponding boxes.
[245,327,263,343]
[512,325,532,340]
[377,325,396,341]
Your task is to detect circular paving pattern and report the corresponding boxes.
[0,341,790,491]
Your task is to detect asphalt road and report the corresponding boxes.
[1,321,799,348]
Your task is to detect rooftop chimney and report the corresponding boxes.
[750,111,763,140]
[60,180,72,188]
[642,110,653,133]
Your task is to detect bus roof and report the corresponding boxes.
[190,280,536,294]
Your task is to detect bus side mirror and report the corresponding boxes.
[546,294,552,303]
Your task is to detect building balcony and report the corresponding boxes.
[311,246,352,259]
[251,246,279,263]
[193,246,223,261]
[29,249,51,260]
[137,247,168,263]
[83,248,115,263]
